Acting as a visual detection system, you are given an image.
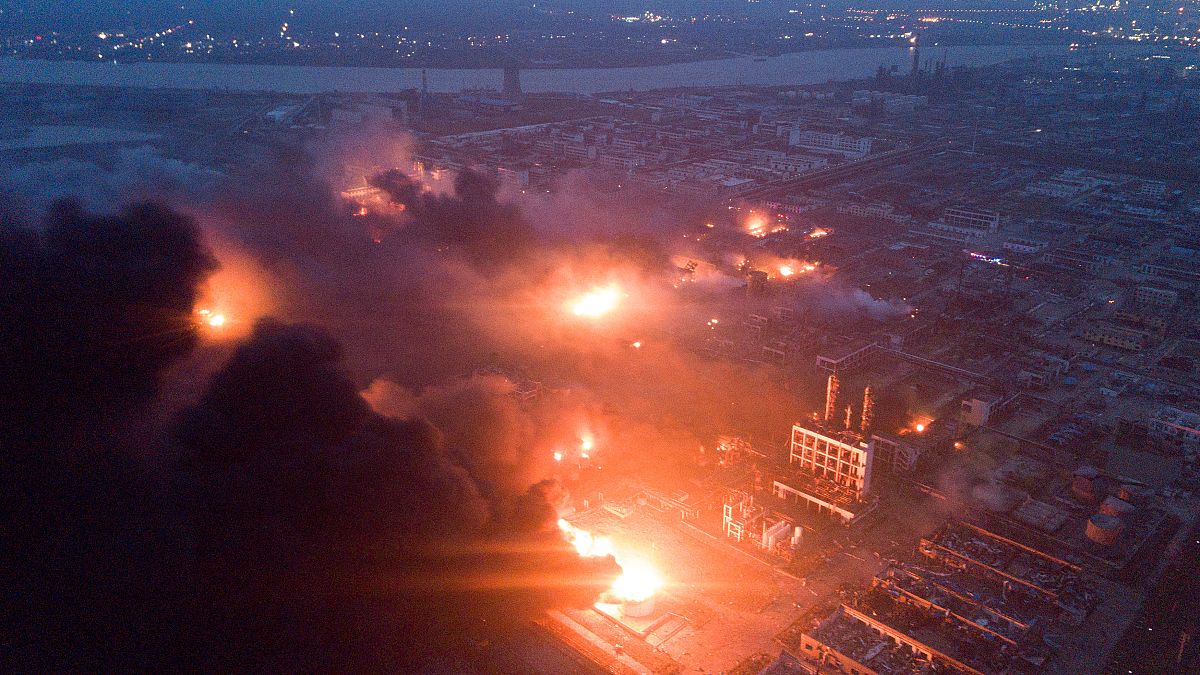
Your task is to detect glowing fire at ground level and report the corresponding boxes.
[196,308,227,328]
[558,518,663,605]
[568,285,621,318]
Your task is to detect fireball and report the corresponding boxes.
[196,308,228,330]
[558,519,665,606]
[569,285,621,318]
[746,215,767,238]
[559,519,615,559]
[610,560,663,603]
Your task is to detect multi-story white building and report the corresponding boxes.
[788,129,873,158]
[941,206,1001,232]
[772,424,875,524]
[1082,323,1150,351]
[837,201,911,224]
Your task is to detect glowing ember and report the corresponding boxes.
[569,286,620,318]
[808,228,829,238]
[915,423,926,433]
[631,340,642,349]
[778,265,795,277]
[553,451,564,462]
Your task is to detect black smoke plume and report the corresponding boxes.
[177,320,619,670]
[0,200,217,671]
[371,167,539,270]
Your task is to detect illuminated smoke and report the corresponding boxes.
[177,321,620,669]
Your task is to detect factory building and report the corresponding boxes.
[1082,322,1150,351]
[788,129,873,158]
[786,425,873,497]
[1133,284,1178,307]
[1148,406,1200,455]
[773,379,877,525]
[927,206,1002,239]
[870,433,920,473]
[815,339,876,374]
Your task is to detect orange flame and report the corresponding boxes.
[558,519,663,603]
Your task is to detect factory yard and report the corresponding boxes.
[562,505,887,673]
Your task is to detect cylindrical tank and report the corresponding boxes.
[1086,513,1124,546]
[1099,496,1135,519]
[1118,484,1154,504]
[622,596,656,618]
[1072,465,1100,502]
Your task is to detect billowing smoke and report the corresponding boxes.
[0,131,870,670]
[0,193,621,670]
[371,167,540,270]
[784,274,913,321]
[2,147,223,218]
[0,199,218,438]
[177,320,619,670]
[0,200,217,671]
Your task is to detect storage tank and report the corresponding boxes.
[1099,496,1135,519]
[1071,465,1100,502]
[1086,513,1124,546]
[622,596,656,618]
[1118,483,1154,504]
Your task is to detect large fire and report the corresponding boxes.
[558,519,663,604]
[774,261,816,279]
[192,237,275,340]
[743,212,788,239]
[196,308,227,329]
[569,285,621,318]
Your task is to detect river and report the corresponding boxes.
[0,44,1115,95]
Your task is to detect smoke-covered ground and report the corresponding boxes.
[0,132,905,670]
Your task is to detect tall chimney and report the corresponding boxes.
[825,374,840,425]
[862,385,876,435]
[911,36,921,79]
